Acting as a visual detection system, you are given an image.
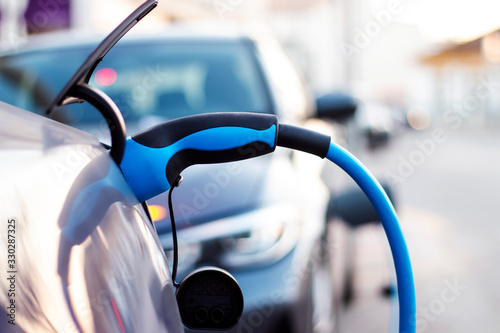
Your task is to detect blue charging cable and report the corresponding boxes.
[326,142,416,333]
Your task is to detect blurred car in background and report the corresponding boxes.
[355,101,414,150]
[356,102,395,150]
[0,26,364,333]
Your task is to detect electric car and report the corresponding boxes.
[0,101,185,333]
[0,26,359,332]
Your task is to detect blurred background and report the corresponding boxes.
[1,0,500,331]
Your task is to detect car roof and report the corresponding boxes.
[0,23,259,57]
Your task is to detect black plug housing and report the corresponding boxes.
[176,267,244,330]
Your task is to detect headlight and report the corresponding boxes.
[160,205,300,272]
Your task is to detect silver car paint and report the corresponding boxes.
[0,102,183,333]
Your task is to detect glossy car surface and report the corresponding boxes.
[0,27,339,333]
[0,102,183,333]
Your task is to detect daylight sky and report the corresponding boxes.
[392,0,500,42]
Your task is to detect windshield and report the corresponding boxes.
[0,39,271,129]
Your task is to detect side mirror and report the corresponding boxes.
[327,182,396,227]
[315,93,358,121]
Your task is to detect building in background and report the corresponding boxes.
[0,0,350,93]
[421,30,500,127]
[2,0,499,128]
[0,0,72,36]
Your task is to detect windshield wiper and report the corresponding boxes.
[47,0,157,112]
[46,0,157,164]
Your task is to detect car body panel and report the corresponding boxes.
[0,102,183,333]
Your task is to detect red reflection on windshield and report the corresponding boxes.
[95,68,118,86]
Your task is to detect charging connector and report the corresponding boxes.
[119,115,416,333]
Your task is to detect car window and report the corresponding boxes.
[0,40,272,128]
[0,46,93,123]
